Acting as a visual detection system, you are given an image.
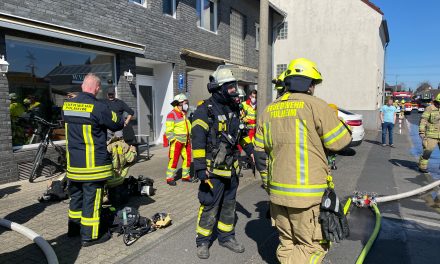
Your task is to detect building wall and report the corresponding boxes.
[272,0,386,129]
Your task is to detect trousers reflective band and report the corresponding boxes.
[269,181,327,197]
[218,221,234,232]
[68,209,81,219]
[196,205,213,237]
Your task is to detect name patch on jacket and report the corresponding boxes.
[63,102,94,117]
[266,101,304,118]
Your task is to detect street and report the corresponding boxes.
[1,113,440,264]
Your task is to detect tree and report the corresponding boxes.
[416,81,432,93]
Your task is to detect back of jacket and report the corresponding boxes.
[254,92,352,208]
[419,105,440,139]
[63,92,124,182]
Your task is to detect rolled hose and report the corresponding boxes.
[376,180,440,203]
[355,204,381,264]
[0,218,59,264]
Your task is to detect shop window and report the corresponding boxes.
[277,22,288,40]
[163,0,176,17]
[197,0,218,32]
[5,37,116,149]
[276,64,287,76]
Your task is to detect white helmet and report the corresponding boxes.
[171,93,188,105]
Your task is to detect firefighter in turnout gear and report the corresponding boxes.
[254,58,352,264]
[241,90,257,140]
[418,93,440,173]
[192,66,254,259]
[165,93,196,186]
[63,73,124,247]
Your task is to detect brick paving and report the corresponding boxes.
[0,146,258,264]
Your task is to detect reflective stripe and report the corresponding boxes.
[218,221,234,232]
[263,122,274,179]
[196,205,213,237]
[321,122,348,147]
[67,164,113,173]
[63,110,91,118]
[309,251,323,264]
[296,119,308,185]
[211,169,232,177]
[92,188,102,239]
[66,170,113,181]
[193,149,206,158]
[65,123,70,167]
[192,119,209,131]
[269,181,327,197]
[111,111,118,122]
[83,124,95,168]
[68,210,81,219]
[254,134,265,148]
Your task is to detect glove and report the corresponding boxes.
[197,170,208,181]
[319,188,350,243]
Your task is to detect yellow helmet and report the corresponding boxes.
[401,99,405,103]
[285,58,322,82]
[435,93,440,102]
[284,58,322,92]
[394,100,399,103]
[272,70,287,90]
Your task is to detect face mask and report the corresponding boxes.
[182,103,189,112]
[250,97,256,104]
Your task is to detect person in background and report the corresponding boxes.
[104,86,134,138]
[9,93,26,146]
[380,98,397,147]
[241,90,257,140]
[418,93,440,173]
[165,93,197,186]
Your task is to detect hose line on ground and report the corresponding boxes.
[355,204,381,264]
[375,180,440,203]
[0,218,59,264]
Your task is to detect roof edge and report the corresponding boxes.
[361,0,384,15]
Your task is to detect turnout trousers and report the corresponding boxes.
[271,203,328,264]
[419,137,440,170]
[166,140,192,182]
[68,181,105,241]
[196,176,239,246]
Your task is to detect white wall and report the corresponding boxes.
[272,0,386,129]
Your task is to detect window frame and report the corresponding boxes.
[163,0,177,18]
[197,0,218,33]
[255,23,260,51]
[129,0,147,8]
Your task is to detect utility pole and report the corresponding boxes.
[257,0,269,116]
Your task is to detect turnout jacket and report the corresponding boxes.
[254,92,352,208]
[63,92,124,182]
[192,97,253,179]
[419,104,440,139]
[165,107,191,143]
[241,100,257,129]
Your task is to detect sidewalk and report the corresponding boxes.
[0,146,259,264]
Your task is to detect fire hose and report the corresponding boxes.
[351,180,440,264]
[0,218,59,264]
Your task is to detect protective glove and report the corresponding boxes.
[319,188,350,243]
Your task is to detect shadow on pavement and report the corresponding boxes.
[0,185,21,199]
[389,159,419,172]
[364,139,383,146]
[338,148,356,156]
[245,201,279,264]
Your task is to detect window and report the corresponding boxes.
[255,23,260,50]
[230,9,245,64]
[277,22,288,40]
[276,64,287,76]
[6,37,115,148]
[197,0,218,32]
[129,0,147,7]
[163,0,176,17]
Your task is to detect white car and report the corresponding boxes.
[418,106,425,113]
[338,108,365,147]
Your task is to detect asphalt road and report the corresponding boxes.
[124,114,440,264]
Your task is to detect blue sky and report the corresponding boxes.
[372,0,440,90]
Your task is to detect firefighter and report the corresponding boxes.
[418,93,440,173]
[241,90,257,140]
[9,93,26,146]
[272,70,287,99]
[165,93,196,186]
[254,58,352,264]
[192,66,253,259]
[63,73,124,247]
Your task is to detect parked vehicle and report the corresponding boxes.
[411,102,418,110]
[418,104,425,113]
[337,108,365,147]
[404,102,412,115]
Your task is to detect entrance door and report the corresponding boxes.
[137,84,155,141]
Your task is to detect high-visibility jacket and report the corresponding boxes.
[165,107,191,143]
[254,92,352,208]
[241,100,256,129]
[10,102,25,119]
[106,138,137,188]
[419,105,440,139]
[62,92,124,182]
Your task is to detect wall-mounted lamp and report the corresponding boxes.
[124,69,134,83]
[0,55,9,74]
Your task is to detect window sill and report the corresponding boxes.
[197,26,218,35]
[13,140,66,152]
[163,13,176,19]
[129,1,147,8]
